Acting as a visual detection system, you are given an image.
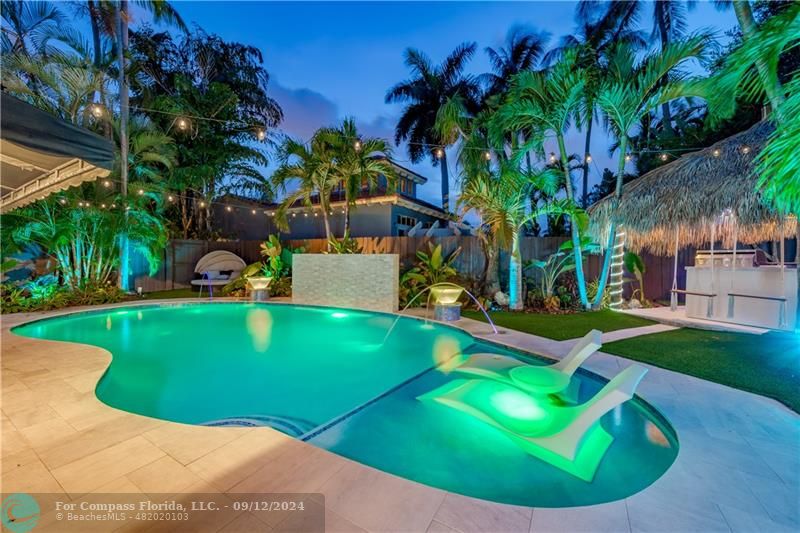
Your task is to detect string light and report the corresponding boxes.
[741,145,751,154]
[585,154,592,163]
[660,153,668,161]
[200,201,206,208]
[103,180,111,188]
[354,139,362,152]
[625,154,632,162]
[177,117,189,131]
[59,198,67,205]
[256,128,266,141]
[251,209,256,214]
[100,203,106,209]
[89,103,103,118]
[434,148,444,159]
[111,203,116,208]
[226,205,232,212]
[712,148,721,157]
[549,152,556,163]
[484,151,491,161]
[138,189,144,195]
[167,195,174,202]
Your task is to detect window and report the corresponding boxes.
[397,215,417,228]
[397,178,413,195]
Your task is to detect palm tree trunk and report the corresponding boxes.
[320,199,332,250]
[483,236,500,296]
[593,136,629,309]
[116,0,130,291]
[656,3,676,136]
[343,202,350,236]
[440,151,450,213]
[733,0,784,111]
[509,232,523,311]
[581,116,593,208]
[88,1,101,68]
[557,135,590,310]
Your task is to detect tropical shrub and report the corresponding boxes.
[0,280,126,314]
[327,230,362,254]
[624,251,647,304]
[415,243,461,285]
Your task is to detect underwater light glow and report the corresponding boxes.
[489,388,547,422]
[331,312,348,318]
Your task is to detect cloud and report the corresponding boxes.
[270,81,339,140]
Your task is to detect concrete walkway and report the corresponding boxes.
[2,300,797,532]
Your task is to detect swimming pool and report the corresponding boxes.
[13,302,678,507]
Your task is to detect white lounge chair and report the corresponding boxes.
[190,250,246,294]
[452,329,602,397]
[418,364,648,481]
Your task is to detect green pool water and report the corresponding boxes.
[12,302,678,507]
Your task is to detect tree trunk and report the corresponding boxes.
[483,236,501,297]
[116,0,130,291]
[656,2,676,136]
[88,1,101,68]
[581,116,593,208]
[440,151,450,213]
[321,199,332,250]
[733,0,784,111]
[343,201,350,236]
[509,233,524,311]
[557,135,590,309]
[593,137,629,309]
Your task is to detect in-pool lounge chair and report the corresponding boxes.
[452,329,602,397]
[418,364,648,481]
[190,250,246,295]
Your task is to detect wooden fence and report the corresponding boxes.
[131,236,695,302]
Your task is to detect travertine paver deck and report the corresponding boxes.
[2,299,798,532]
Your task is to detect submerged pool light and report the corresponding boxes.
[331,312,348,319]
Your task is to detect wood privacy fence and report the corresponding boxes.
[131,236,695,302]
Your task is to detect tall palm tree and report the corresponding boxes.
[272,134,339,249]
[592,36,707,308]
[494,51,591,309]
[548,1,644,207]
[385,43,481,213]
[325,118,396,236]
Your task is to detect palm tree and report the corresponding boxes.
[459,164,570,310]
[272,134,339,249]
[548,0,645,207]
[326,118,396,236]
[0,0,64,56]
[591,36,707,308]
[494,51,591,309]
[385,43,481,213]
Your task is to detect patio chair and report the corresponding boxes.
[190,250,246,295]
[452,329,602,397]
[418,364,648,481]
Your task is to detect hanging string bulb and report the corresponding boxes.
[660,153,668,161]
[741,145,751,154]
[434,148,444,159]
[89,103,104,118]
[137,188,144,195]
[59,198,67,205]
[111,203,117,208]
[483,151,491,161]
[585,154,592,163]
[251,209,256,215]
[103,179,111,188]
[549,152,556,163]
[100,203,106,209]
[354,139,362,152]
[712,148,721,157]
[624,154,632,162]
[226,205,232,212]
[199,201,206,208]
[167,195,174,202]
[255,128,266,141]
[176,117,189,131]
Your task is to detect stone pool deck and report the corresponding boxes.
[2,299,798,532]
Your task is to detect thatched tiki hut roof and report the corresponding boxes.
[588,121,797,255]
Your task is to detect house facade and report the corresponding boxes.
[213,160,462,241]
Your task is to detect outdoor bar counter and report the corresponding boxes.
[685,251,797,330]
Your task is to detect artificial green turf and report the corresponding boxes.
[602,328,800,413]
[461,309,656,341]
[142,288,198,299]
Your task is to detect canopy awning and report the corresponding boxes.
[588,121,797,255]
[1,92,114,213]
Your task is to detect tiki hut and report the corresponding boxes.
[588,121,797,256]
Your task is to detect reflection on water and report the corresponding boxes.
[432,335,464,373]
[246,307,274,352]
[645,420,670,447]
[106,315,112,331]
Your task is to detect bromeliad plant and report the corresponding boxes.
[415,243,461,285]
[327,230,363,254]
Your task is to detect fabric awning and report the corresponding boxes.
[1,92,114,213]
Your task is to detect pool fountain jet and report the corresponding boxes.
[382,283,498,346]
[428,283,465,322]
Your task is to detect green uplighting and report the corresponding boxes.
[489,388,548,422]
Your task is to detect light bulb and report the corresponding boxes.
[59,198,67,205]
[177,118,188,131]
[103,180,111,188]
[434,148,443,159]
[585,154,592,163]
[625,154,632,162]
[256,128,266,141]
[90,103,103,118]
[660,153,668,161]
[712,148,721,157]
[167,195,174,202]
[549,152,556,163]
[354,140,362,151]
[200,201,206,208]
[484,151,491,160]
[251,209,256,214]
[138,189,144,195]
[226,206,232,212]
[741,145,751,154]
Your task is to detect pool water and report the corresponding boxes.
[13,302,678,507]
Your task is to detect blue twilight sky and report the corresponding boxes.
[139,1,738,207]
